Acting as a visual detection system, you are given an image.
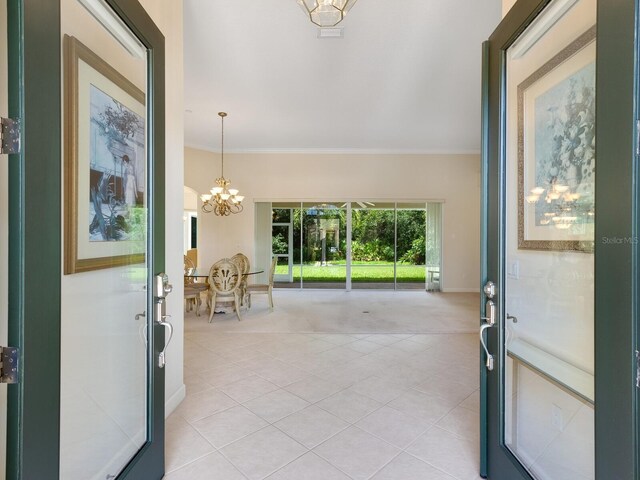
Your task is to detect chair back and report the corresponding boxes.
[231,252,250,274]
[186,248,198,266]
[208,258,241,295]
[268,257,277,286]
[184,255,196,285]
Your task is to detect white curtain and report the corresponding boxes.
[426,202,442,291]
[254,202,272,284]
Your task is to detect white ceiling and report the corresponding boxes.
[183,0,502,154]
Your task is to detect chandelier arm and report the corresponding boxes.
[201,201,213,213]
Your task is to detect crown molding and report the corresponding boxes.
[184,142,481,156]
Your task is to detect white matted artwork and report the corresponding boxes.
[518,26,596,252]
[64,35,147,274]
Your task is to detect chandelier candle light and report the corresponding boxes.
[297,0,359,27]
[201,112,244,216]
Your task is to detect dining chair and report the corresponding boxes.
[246,257,277,311]
[207,258,243,322]
[231,252,250,307]
[184,255,209,315]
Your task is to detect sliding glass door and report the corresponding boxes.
[262,201,442,290]
[396,203,428,290]
[351,203,396,289]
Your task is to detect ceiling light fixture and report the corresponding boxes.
[200,112,244,216]
[297,0,359,28]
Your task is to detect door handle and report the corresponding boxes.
[157,315,173,368]
[154,273,173,368]
[480,282,496,371]
[480,323,494,371]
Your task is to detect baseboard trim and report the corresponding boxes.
[441,288,480,293]
[165,384,186,418]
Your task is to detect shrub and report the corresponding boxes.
[399,236,426,265]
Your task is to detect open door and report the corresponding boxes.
[481,0,638,479]
[3,0,167,478]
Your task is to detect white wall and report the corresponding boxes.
[185,147,481,292]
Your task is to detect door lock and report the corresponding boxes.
[482,299,496,326]
[483,280,496,299]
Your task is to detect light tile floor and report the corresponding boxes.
[166,291,482,480]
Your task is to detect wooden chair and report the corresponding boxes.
[247,257,277,311]
[207,258,242,322]
[184,256,207,316]
[186,248,198,266]
[231,253,250,307]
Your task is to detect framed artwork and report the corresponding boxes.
[518,26,596,253]
[64,35,146,274]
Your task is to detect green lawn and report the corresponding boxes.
[275,263,429,283]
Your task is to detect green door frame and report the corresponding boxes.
[6,0,166,478]
[481,0,638,478]
[7,0,62,477]
[594,0,638,477]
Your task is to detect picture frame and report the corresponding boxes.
[517,26,596,253]
[64,35,146,274]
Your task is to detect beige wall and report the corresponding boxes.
[185,147,481,292]
[139,0,185,418]
[503,0,517,16]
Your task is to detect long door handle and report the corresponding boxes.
[157,315,173,368]
[480,323,494,371]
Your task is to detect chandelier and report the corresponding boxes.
[201,112,244,216]
[297,0,359,28]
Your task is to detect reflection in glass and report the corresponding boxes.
[302,202,347,288]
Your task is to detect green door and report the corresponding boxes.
[481,0,638,479]
[4,0,167,478]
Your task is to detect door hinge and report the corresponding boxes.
[636,120,640,157]
[636,350,640,388]
[0,347,19,384]
[1,117,20,155]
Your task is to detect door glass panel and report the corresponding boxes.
[396,203,427,290]
[272,222,292,282]
[271,203,300,287]
[302,202,346,288]
[60,1,149,478]
[0,1,7,477]
[504,1,595,479]
[351,202,395,289]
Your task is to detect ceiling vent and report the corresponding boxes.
[317,27,344,39]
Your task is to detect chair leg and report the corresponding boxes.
[234,294,242,321]
[195,295,201,317]
[208,292,217,323]
[268,287,274,311]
